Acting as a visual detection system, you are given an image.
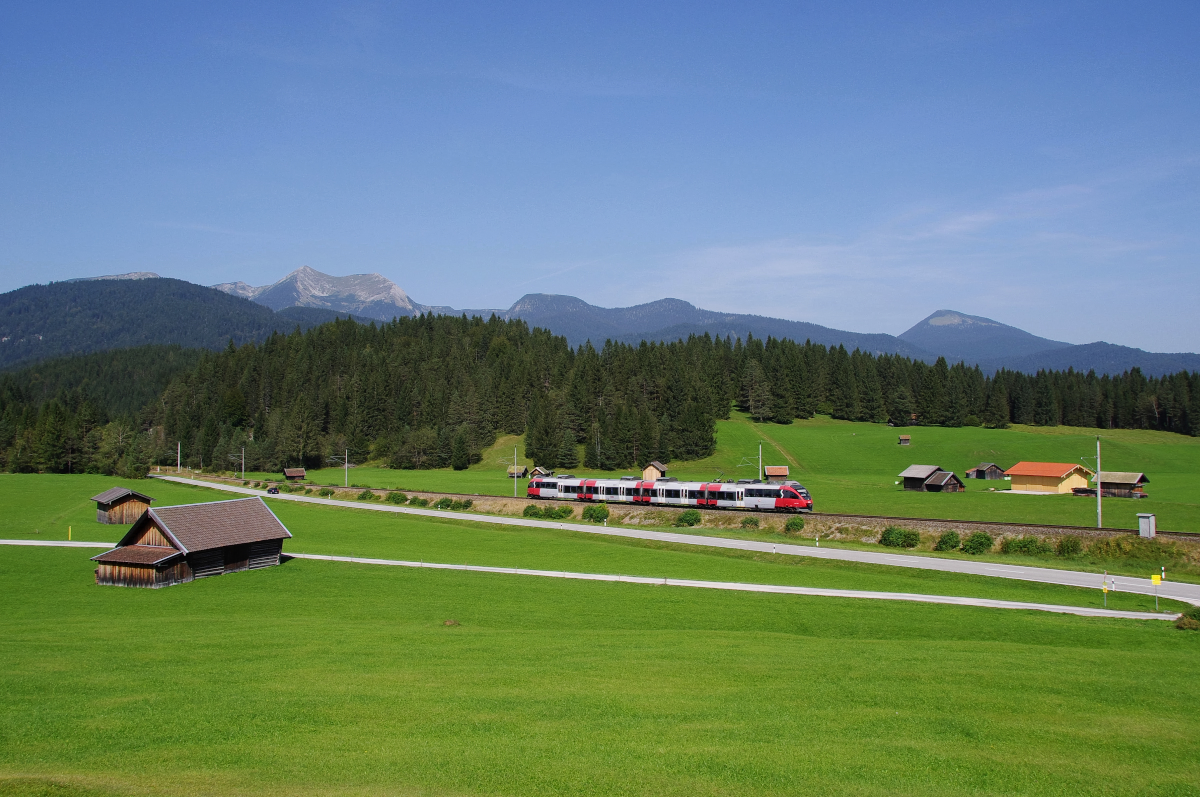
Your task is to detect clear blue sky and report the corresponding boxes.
[2,2,1198,350]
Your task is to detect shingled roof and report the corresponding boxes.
[116,497,292,554]
[898,465,942,479]
[92,545,183,566]
[90,487,155,505]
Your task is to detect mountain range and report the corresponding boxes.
[1,268,1195,376]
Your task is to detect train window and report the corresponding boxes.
[542,482,557,490]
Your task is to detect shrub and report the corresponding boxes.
[544,506,574,520]
[1088,536,1184,563]
[1000,536,1053,556]
[448,500,464,510]
[880,526,919,549]
[523,504,544,519]
[961,531,994,555]
[1055,536,1082,557]
[242,481,249,486]
[357,489,376,501]
[740,516,759,529]
[409,497,429,507]
[582,504,610,523]
[934,531,961,551]
[303,488,313,495]
[433,497,453,510]
[1176,615,1200,631]
[384,491,406,504]
[674,509,702,527]
[784,516,805,534]
[461,499,473,509]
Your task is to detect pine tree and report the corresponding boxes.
[557,429,579,469]
[451,427,470,470]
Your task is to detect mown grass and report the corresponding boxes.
[0,474,1185,614]
[1,546,1199,797]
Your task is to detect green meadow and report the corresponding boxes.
[237,415,1200,533]
[3,475,1200,795]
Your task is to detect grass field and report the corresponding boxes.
[233,416,1200,533]
[3,475,1200,795]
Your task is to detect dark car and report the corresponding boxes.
[266,486,280,495]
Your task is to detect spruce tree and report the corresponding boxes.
[557,429,579,469]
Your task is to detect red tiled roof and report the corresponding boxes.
[1005,462,1089,479]
[764,466,789,476]
[92,545,181,566]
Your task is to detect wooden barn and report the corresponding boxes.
[764,465,790,483]
[91,487,154,525]
[1005,462,1093,494]
[283,467,307,482]
[92,497,292,589]
[898,435,911,446]
[642,460,668,481]
[1091,471,1150,499]
[966,463,1006,480]
[898,465,962,492]
[530,466,553,478]
[508,465,530,478]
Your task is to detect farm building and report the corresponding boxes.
[764,465,790,483]
[966,463,1006,480]
[1005,462,1093,494]
[898,465,962,492]
[1090,471,1150,499]
[508,465,530,478]
[91,487,155,525]
[642,461,668,481]
[898,435,911,446]
[92,497,292,589]
[283,468,306,482]
[530,466,553,477]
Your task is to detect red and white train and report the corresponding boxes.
[527,475,814,513]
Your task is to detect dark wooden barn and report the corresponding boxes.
[283,467,307,482]
[91,487,155,524]
[92,497,292,588]
[898,465,962,492]
[923,470,964,493]
[966,463,1006,480]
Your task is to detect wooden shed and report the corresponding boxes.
[530,466,553,478]
[283,467,306,482]
[1090,471,1149,499]
[966,463,1006,480]
[898,465,962,492]
[642,461,668,482]
[508,465,530,478]
[764,465,790,483]
[92,497,292,589]
[1005,462,1093,494]
[91,487,154,525]
[898,435,911,446]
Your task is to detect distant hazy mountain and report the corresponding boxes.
[978,342,1200,379]
[0,279,343,370]
[64,271,162,282]
[213,266,424,321]
[899,310,1071,362]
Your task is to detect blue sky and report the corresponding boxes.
[2,2,1198,350]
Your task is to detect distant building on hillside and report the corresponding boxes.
[92,497,292,589]
[764,465,790,483]
[966,463,1006,480]
[508,465,529,478]
[898,465,963,492]
[1004,462,1093,494]
[1086,471,1149,499]
[530,466,552,478]
[91,487,154,525]
[898,435,911,446]
[283,467,306,482]
[642,461,668,481]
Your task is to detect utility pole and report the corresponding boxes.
[242,447,245,480]
[758,441,763,482]
[514,445,518,498]
[1096,436,1102,529]
[345,448,349,488]
[177,442,181,473]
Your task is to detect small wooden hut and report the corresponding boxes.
[91,487,155,525]
[898,435,911,446]
[530,466,553,478]
[966,463,1006,480]
[642,461,668,482]
[92,497,292,588]
[898,465,961,492]
[1091,471,1149,499]
[508,465,530,478]
[764,465,790,483]
[283,467,307,482]
[923,470,964,493]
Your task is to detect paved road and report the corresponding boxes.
[152,475,1200,605]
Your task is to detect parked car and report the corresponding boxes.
[266,486,280,495]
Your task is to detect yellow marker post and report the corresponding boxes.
[68,526,71,541]
[1152,574,1161,611]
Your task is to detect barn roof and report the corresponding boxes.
[91,545,182,566]
[925,471,962,487]
[646,460,667,472]
[1005,462,1091,479]
[764,465,789,476]
[973,462,1001,470]
[283,468,306,477]
[118,497,292,554]
[90,487,154,505]
[898,465,941,479]
[1093,471,1149,485]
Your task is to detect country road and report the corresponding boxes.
[151,475,1200,605]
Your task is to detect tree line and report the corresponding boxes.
[0,313,1197,476]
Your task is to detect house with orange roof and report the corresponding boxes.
[1004,462,1094,494]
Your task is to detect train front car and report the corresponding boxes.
[778,481,814,512]
[526,477,559,499]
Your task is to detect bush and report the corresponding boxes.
[1000,536,1053,556]
[1183,605,1200,622]
[880,526,920,549]
[384,491,406,504]
[409,497,429,507]
[740,516,759,529]
[448,500,464,511]
[961,531,994,555]
[433,497,453,510]
[544,506,574,520]
[1176,615,1200,631]
[784,516,805,534]
[242,481,249,486]
[674,509,702,527]
[582,504,610,523]
[303,488,313,495]
[934,531,960,551]
[523,504,544,519]
[357,489,377,501]
[1055,535,1082,557]
[1088,536,1184,563]
[461,499,473,510]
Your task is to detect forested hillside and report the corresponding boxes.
[0,313,1197,476]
